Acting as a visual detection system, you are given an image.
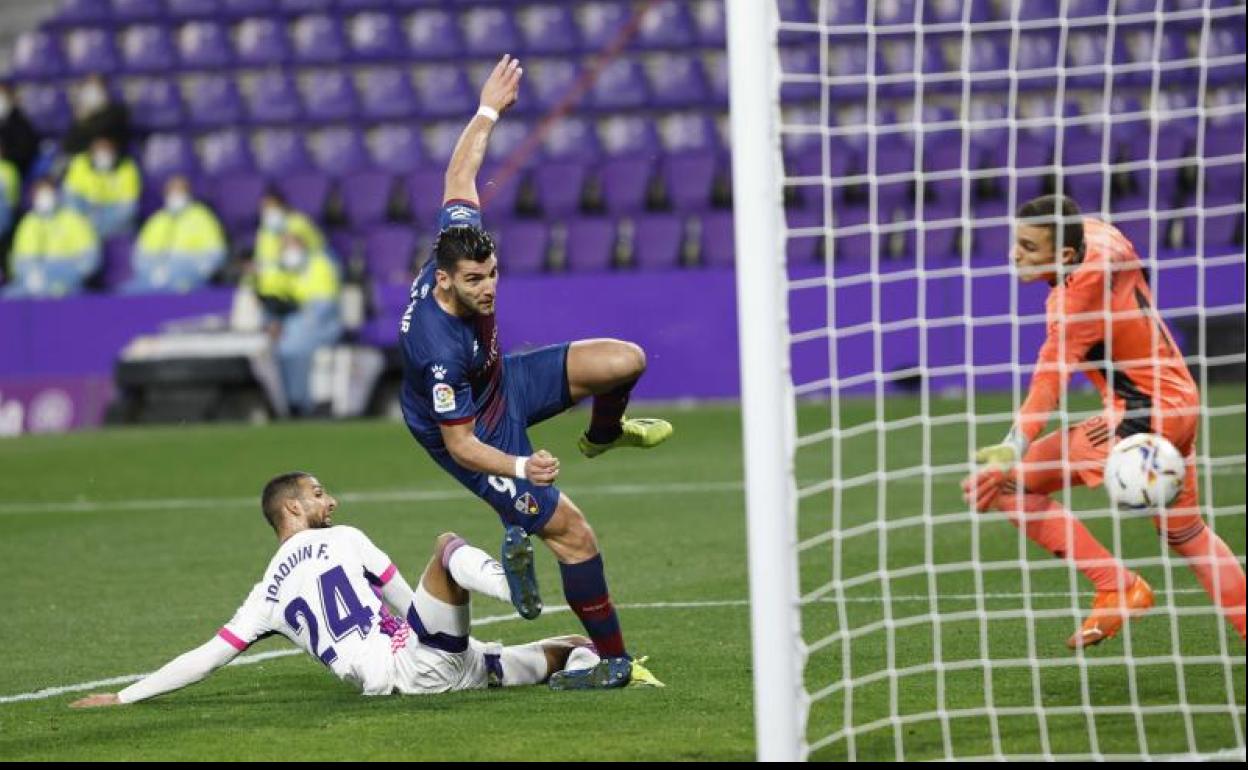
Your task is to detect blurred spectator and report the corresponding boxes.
[62,136,141,238]
[254,188,326,292]
[0,81,40,176]
[63,74,131,157]
[5,177,99,298]
[256,231,342,416]
[123,175,226,294]
[0,141,19,237]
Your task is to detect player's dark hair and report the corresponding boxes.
[1016,194,1085,258]
[261,471,311,531]
[434,226,496,275]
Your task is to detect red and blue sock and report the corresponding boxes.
[559,554,628,660]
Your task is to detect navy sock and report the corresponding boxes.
[586,380,636,444]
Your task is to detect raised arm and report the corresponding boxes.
[443,54,524,206]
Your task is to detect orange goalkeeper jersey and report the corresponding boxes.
[1016,218,1199,445]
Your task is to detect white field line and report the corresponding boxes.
[1,465,1244,517]
[0,589,1221,705]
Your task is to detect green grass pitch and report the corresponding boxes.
[0,389,1242,761]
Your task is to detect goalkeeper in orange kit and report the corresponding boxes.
[961,195,1246,650]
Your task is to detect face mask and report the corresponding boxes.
[33,189,56,215]
[280,246,307,271]
[165,191,190,212]
[91,150,116,171]
[263,207,286,232]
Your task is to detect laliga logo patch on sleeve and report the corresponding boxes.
[432,383,456,413]
[448,205,475,222]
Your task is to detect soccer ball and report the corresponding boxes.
[1104,433,1186,515]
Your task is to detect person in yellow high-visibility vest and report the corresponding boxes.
[255,231,342,416]
[62,136,141,239]
[5,177,100,298]
[124,175,226,293]
[253,189,327,299]
[0,142,19,238]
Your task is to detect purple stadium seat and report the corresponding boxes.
[364,125,425,174]
[482,120,531,167]
[660,113,721,155]
[1060,130,1108,169]
[404,9,465,59]
[478,164,524,217]
[647,54,709,108]
[692,0,725,46]
[233,17,291,67]
[872,0,917,24]
[341,171,393,226]
[599,115,661,158]
[542,117,601,161]
[338,0,391,11]
[220,0,277,18]
[279,0,333,13]
[494,221,549,273]
[1016,0,1060,21]
[251,128,312,175]
[291,14,348,64]
[101,237,135,291]
[197,128,255,175]
[965,32,1008,79]
[578,2,632,51]
[10,31,65,79]
[309,127,371,176]
[183,74,245,128]
[422,123,461,167]
[178,21,233,68]
[274,171,330,216]
[407,169,443,224]
[1065,30,1125,89]
[779,46,822,102]
[245,71,302,123]
[64,28,120,75]
[1200,194,1245,250]
[519,5,579,54]
[601,157,655,214]
[142,133,199,177]
[209,171,266,230]
[357,67,418,120]
[699,211,735,267]
[784,208,822,265]
[364,226,417,286]
[527,59,581,115]
[167,0,220,19]
[49,0,111,26]
[631,214,683,269]
[413,65,475,118]
[565,219,617,272]
[1204,122,1246,160]
[778,0,814,25]
[662,152,718,211]
[703,51,729,105]
[347,12,405,61]
[119,24,177,73]
[923,0,995,23]
[300,70,359,122]
[533,160,588,216]
[636,1,695,48]
[969,221,1011,263]
[921,217,962,260]
[113,2,164,28]
[462,7,522,57]
[832,205,871,261]
[125,77,183,131]
[1016,31,1060,82]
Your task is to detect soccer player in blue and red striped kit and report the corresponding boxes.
[398,55,672,689]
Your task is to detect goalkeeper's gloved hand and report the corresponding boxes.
[960,442,1020,513]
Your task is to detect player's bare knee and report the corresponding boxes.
[616,340,646,381]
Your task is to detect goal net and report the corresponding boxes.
[729,0,1246,761]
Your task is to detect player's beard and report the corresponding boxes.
[455,285,495,316]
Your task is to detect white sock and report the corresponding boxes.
[566,646,601,671]
[447,543,512,604]
[500,641,550,686]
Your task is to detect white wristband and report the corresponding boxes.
[476,105,499,123]
[514,455,529,480]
